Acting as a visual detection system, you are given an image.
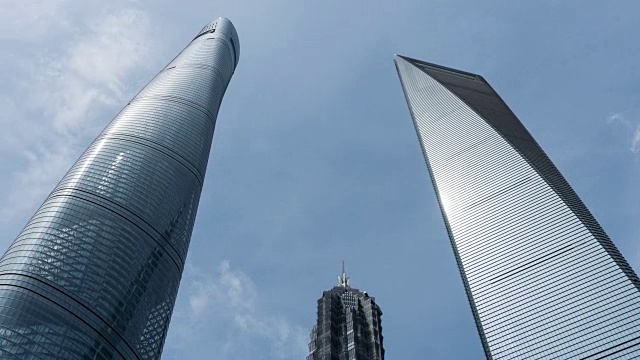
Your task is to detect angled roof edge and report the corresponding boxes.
[395,54,484,82]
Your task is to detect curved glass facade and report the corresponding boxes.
[396,55,640,359]
[0,17,239,360]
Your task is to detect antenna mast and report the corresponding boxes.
[338,260,350,287]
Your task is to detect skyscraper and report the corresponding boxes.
[307,264,384,360]
[395,55,640,359]
[0,18,239,359]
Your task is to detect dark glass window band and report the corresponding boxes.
[129,95,216,124]
[46,190,184,271]
[0,276,139,360]
[578,336,640,359]
[193,29,215,41]
[97,133,205,186]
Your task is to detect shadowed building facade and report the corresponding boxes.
[395,55,640,359]
[0,17,239,359]
[307,265,384,360]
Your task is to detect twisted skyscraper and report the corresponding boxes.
[0,18,238,359]
[396,55,640,359]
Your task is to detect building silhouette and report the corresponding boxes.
[307,263,384,360]
[395,55,640,359]
[0,17,239,359]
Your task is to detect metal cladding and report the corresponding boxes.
[395,55,640,359]
[307,268,384,360]
[0,18,238,359]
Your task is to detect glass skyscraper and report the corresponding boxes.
[0,17,238,359]
[395,55,640,359]
[307,264,384,360]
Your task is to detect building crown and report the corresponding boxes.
[338,260,350,287]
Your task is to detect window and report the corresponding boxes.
[229,38,237,61]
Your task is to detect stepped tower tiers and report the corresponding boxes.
[307,264,384,360]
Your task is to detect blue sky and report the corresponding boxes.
[1,1,640,359]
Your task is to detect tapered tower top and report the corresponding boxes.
[338,260,350,287]
[194,17,240,68]
[309,263,384,359]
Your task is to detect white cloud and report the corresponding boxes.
[606,112,630,127]
[1,145,76,223]
[0,4,157,222]
[165,261,308,359]
[31,8,156,135]
[632,124,640,153]
[0,0,75,41]
[606,112,640,154]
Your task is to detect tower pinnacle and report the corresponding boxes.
[338,260,350,287]
[310,263,384,359]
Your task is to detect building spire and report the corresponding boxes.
[338,260,350,287]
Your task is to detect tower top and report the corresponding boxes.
[338,260,350,287]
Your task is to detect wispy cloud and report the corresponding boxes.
[0,0,75,41]
[631,125,640,153]
[0,5,157,223]
[39,8,156,134]
[165,261,308,359]
[606,112,640,154]
[606,112,630,127]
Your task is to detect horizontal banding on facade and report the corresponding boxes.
[0,17,239,360]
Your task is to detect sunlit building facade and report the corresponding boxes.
[307,265,384,360]
[395,55,640,359]
[0,17,239,359]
